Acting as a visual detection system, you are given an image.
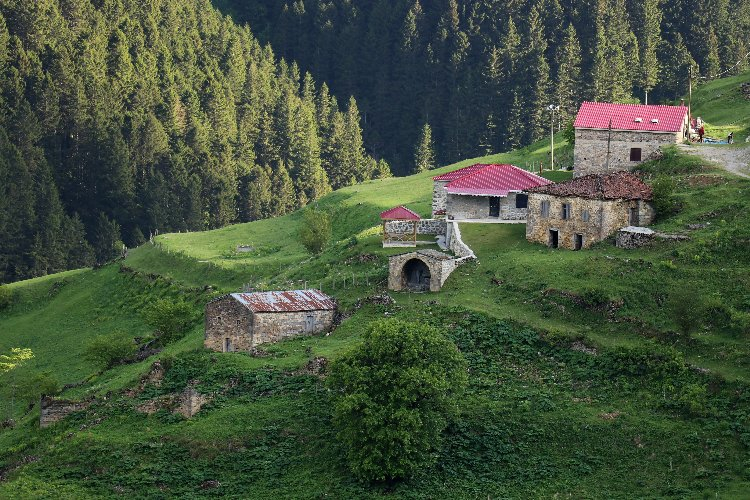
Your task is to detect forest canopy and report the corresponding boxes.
[0,0,385,283]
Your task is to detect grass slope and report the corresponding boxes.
[1,85,750,497]
[691,69,750,140]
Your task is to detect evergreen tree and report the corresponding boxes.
[555,23,582,121]
[413,123,436,173]
[634,0,663,103]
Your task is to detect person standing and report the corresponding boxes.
[728,132,734,144]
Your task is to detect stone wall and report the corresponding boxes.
[574,129,683,176]
[616,226,656,249]
[526,193,655,249]
[252,309,336,345]
[205,296,253,352]
[432,180,449,216]
[388,250,458,292]
[447,221,476,259]
[446,193,527,220]
[384,219,446,236]
[40,396,92,428]
[205,297,336,351]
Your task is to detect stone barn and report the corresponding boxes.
[525,171,655,250]
[204,290,337,352]
[573,102,688,176]
[388,250,459,292]
[432,164,551,220]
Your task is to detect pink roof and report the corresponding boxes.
[574,102,688,133]
[380,205,421,220]
[433,164,488,182]
[231,290,336,313]
[444,164,551,197]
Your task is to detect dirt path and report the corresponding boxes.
[677,143,750,178]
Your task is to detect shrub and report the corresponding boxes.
[143,299,197,345]
[84,333,137,371]
[327,319,467,483]
[0,285,13,311]
[666,288,706,336]
[650,175,680,219]
[298,207,332,254]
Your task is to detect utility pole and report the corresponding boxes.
[688,64,693,123]
[605,118,612,171]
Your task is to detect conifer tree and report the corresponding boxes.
[634,0,662,103]
[555,23,582,121]
[413,123,436,173]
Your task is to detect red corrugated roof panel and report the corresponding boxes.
[527,171,653,200]
[433,164,488,181]
[574,101,688,133]
[444,164,551,196]
[380,205,421,220]
[232,290,337,313]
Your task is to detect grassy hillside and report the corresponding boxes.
[691,70,750,140]
[1,88,750,497]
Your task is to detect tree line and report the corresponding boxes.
[217,0,750,172]
[0,0,389,284]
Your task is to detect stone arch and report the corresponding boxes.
[401,258,432,291]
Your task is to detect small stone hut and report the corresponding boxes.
[525,171,655,250]
[432,164,551,220]
[204,290,337,352]
[388,250,459,292]
[573,102,688,176]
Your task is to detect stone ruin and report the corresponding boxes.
[616,226,690,249]
[39,396,93,428]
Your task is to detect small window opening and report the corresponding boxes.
[541,200,550,218]
[515,194,528,209]
[630,147,642,161]
[581,210,590,222]
[561,203,571,220]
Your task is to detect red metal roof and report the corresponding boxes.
[231,290,337,313]
[433,164,488,182]
[527,171,653,201]
[574,102,688,133]
[444,164,551,196]
[380,205,421,220]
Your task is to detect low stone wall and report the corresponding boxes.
[40,396,92,428]
[447,221,476,259]
[384,219,446,235]
[616,226,690,249]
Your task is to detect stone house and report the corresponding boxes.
[204,290,337,352]
[432,164,551,220]
[525,171,655,250]
[573,102,689,176]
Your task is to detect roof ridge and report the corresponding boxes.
[445,163,496,187]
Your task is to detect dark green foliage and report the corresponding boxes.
[0,0,376,284]
[214,0,750,170]
[143,299,197,345]
[0,285,12,310]
[650,175,680,218]
[413,123,436,173]
[328,319,468,483]
[667,288,706,336]
[298,207,331,254]
[84,333,137,371]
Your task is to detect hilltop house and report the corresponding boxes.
[204,290,337,352]
[573,102,689,176]
[525,171,655,250]
[432,164,551,220]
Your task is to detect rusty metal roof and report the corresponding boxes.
[231,290,337,313]
[528,171,653,201]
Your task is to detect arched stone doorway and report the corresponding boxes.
[402,258,431,291]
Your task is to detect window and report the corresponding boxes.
[629,207,639,226]
[581,210,590,222]
[216,316,222,325]
[515,193,528,208]
[541,200,550,218]
[562,203,571,220]
[630,147,642,161]
[236,320,241,327]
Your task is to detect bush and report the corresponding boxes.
[666,288,706,336]
[651,175,680,219]
[298,207,331,254]
[84,333,137,371]
[143,299,197,345]
[327,319,467,483]
[0,285,13,311]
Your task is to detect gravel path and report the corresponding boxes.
[677,143,750,178]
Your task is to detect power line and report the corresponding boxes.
[695,50,750,80]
